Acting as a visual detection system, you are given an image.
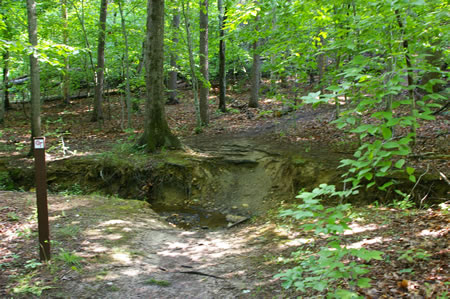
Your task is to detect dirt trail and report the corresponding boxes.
[1,192,282,298]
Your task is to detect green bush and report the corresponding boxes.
[275,184,383,298]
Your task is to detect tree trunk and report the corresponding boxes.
[27,0,42,149]
[138,0,180,152]
[167,12,180,105]
[61,0,70,105]
[0,54,4,123]
[2,15,11,112]
[182,0,201,129]
[136,39,146,76]
[395,9,416,140]
[316,35,325,94]
[218,0,226,112]
[249,39,261,108]
[2,50,10,116]
[118,0,132,128]
[91,0,108,123]
[199,0,209,125]
[67,0,96,84]
[269,4,277,91]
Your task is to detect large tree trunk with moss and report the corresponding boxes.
[27,0,41,149]
[138,0,181,152]
[199,0,209,125]
[167,12,180,105]
[218,0,226,112]
[91,0,108,123]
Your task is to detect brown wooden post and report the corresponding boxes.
[34,137,50,261]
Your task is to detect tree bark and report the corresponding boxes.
[67,0,96,84]
[167,12,180,105]
[27,0,42,148]
[249,39,261,108]
[0,53,5,124]
[218,0,226,112]
[91,0,108,123]
[2,14,11,112]
[199,0,209,125]
[138,0,180,152]
[2,51,10,118]
[61,0,70,105]
[395,9,416,139]
[182,0,201,129]
[136,39,146,76]
[249,2,261,109]
[118,0,132,128]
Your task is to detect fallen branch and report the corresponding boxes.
[437,170,450,186]
[158,266,224,279]
[227,217,250,229]
[409,153,450,160]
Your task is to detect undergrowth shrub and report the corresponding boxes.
[275,184,383,298]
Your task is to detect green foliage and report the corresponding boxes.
[7,211,19,221]
[398,248,431,263]
[59,183,84,196]
[10,273,52,297]
[56,249,83,269]
[0,171,15,190]
[24,259,43,270]
[143,277,171,287]
[390,190,415,209]
[56,224,80,239]
[275,184,383,297]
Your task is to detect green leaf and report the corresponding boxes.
[312,280,328,292]
[334,289,360,299]
[383,141,400,149]
[378,181,394,191]
[364,173,373,180]
[406,167,415,175]
[350,124,372,134]
[409,175,416,183]
[357,278,372,288]
[381,127,392,140]
[353,248,384,261]
[395,159,405,169]
[418,113,435,121]
[411,0,426,5]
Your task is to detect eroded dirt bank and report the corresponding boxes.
[1,136,447,225]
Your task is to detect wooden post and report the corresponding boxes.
[34,137,50,261]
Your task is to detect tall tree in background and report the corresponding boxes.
[1,12,11,114]
[91,0,108,122]
[217,0,226,112]
[139,0,180,152]
[61,0,70,105]
[248,1,260,108]
[182,0,201,129]
[167,11,180,105]
[0,51,8,123]
[199,0,209,125]
[248,32,260,107]
[118,0,132,128]
[26,0,41,149]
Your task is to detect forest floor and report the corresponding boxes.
[0,85,449,298]
[1,191,449,298]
